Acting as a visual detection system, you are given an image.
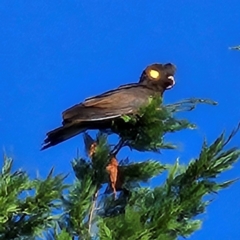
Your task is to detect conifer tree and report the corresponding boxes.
[0,96,239,240]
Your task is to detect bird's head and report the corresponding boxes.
[139,63,176,93]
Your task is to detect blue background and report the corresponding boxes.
[0,1,240,239]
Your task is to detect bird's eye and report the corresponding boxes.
[148,69,160,80]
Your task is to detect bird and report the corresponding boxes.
[41,63,176,150]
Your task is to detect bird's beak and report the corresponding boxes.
[166,76,175,89]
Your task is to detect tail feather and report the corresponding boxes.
[41,124,86,150]
[42,117,119,150]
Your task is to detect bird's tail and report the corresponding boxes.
[41,123,86,150]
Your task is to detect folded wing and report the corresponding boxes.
[62,83,149,124]
[42,84,153,149]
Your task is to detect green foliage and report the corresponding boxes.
[176,124,240,184]
[59,175,96,239]
[55,229,72,240]
[74,133,110,186]
[46,227,73,240]
[0,156,67,239]
[120,160,166,183]
[113,96,215,152]
[99,128,240,239]
[0,96,239,240]
[73,134,166,189]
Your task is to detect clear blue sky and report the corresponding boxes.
[1,1,240,239]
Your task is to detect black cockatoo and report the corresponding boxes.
[42,63,176,150]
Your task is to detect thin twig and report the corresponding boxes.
[110,138,127,156]
[165,98,217,113]
[223,122,240,147]
[88,190,99,234]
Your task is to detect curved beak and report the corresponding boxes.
[166,76,175,89]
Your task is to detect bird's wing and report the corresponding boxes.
[83,83,140,107]
[83,83,138,104]
[62,84,151,123]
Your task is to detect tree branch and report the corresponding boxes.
[110,138,127,156]
[88,190,99,234]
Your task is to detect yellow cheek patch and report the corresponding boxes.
[149,69,160,79]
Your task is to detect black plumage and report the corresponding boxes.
[42,63,176,150]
